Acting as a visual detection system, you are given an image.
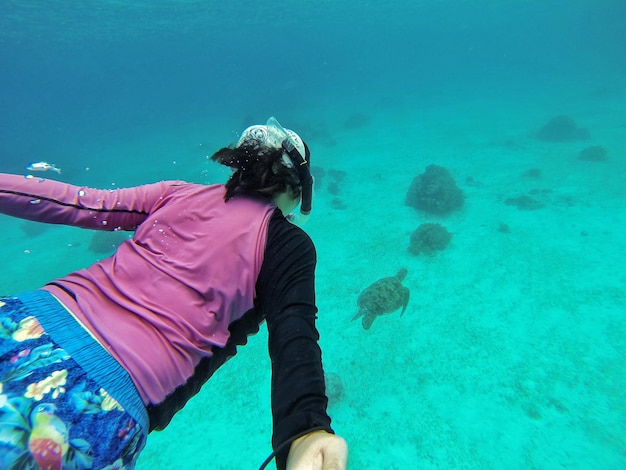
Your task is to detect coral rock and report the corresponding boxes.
[536,115,590,142]
[406,164,464,215]
[578,145,607,162]
[324,372,344,405]
[505,195,545,210]
[409,223,452,255]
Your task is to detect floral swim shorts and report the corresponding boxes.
[0,294,146,470]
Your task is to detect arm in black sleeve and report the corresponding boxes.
[256,212,333,469]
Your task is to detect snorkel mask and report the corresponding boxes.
[237,117,313,225]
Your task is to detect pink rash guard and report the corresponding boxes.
[0,174,275,404]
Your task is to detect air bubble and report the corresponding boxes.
[77,190,86,197]
[29,199,41,204]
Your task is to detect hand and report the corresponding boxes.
[286,430,348,470]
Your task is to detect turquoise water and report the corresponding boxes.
[1,1,625,468]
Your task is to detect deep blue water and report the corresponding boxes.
[2,0,624,176]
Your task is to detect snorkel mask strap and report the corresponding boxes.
[282,139,312,215]
[266,116,313,218]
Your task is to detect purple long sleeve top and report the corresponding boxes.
[1,174,272,403]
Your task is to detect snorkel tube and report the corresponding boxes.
[266,117,313,224]
[282,139,312,213]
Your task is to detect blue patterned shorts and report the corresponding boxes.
[0,295,147,469]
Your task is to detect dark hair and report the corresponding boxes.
[210,144,302,201]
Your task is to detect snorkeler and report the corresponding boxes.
[0,117,348,469]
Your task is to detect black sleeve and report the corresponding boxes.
[256,211,333,468]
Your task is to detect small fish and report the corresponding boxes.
[26,161,62,174]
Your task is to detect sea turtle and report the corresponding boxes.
[352,268,410,330]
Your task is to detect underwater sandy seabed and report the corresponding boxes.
[1,83,625,469]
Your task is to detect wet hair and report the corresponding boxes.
[210,144,302,202]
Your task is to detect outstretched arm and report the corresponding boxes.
[258,213,346,469]
[0,173,185,231]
